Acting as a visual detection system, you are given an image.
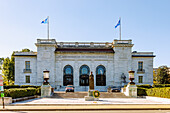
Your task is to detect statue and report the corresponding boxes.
[89,71,94,90]
[85,71,99,101]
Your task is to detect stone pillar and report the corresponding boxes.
[41,85,51,97]
[124,70,137,97]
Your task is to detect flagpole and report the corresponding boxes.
[47,16,49,40]
[119,17,121,40]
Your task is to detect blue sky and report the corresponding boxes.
[0,0,170,67]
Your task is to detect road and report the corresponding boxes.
[1,110,170,113]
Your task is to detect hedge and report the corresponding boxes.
[137,88,147,96]
[136,84,152,88]
[4,88,37,99]
[152,84,170,88]
[146,87,170,98]
[4,85,41,89]
[4,85,21,89]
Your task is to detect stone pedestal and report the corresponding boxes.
[85,90,99,101]
[41,85,51,97]
[124,84,137,97]
[0,97,12,105]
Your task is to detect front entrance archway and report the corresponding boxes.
[96,65,106,86]
[63,65,73,86]
[79,65,90,86]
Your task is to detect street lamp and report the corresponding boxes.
[128,70,135,85]
[43,70,50,85]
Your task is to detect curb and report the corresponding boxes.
[1,108,170,111]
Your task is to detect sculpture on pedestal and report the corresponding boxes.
[85,71,100,101]
[41,70,51,97]
[124,70,137,97]
[89,72,94,90]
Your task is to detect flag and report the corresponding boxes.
[115,19,120,28]
[41,17,48,24]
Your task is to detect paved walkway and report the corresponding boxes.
[11,97,170,105]
[0,97,170,111]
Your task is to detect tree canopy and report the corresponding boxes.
[21,48,30,52]
[2,48,31,85]
[153,65,170,84]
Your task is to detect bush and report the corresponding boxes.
[137,84,152,88]
[20,85,40,88]
[4,85,20,89]
[152,84,170,88]
[36,87,41,95]
[4,88,37,99]
[146,87,170,98]
[4,85,41,89]
[137,88,147,96]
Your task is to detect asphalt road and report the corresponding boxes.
[1,110,170,113]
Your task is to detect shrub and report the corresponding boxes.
[4,85,20,89]
[137,88,147,96]
[4,85,41,89]
[20,85,40,88]
[152,84,170,88]
[4,88,37,99]
[36,87,41,95]
[137,84,152,88]
[146,87,170,98]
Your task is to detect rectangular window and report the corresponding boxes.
[138,76,143,83]
[26,75,30,83]
[25,61,30,69]
[138,61,143,71]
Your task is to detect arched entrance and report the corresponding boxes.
[79,65,90,86]
[96,65,106,86]
[63,65,73,86]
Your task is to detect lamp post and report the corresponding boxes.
[128,70,135,85]
[43,70,50,85]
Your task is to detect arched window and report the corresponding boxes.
[63,65,73,86]
[96,65,106,86]
[79,65,90,86]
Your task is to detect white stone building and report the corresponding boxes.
[14,39,155,91]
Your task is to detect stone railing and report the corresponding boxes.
[37,39,56,44]
[137,69,145,73]
[113,40,132,44]
[23,69,32,73]
[57,42,112,47]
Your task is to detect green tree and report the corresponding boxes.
[2,48,31,85]
[21,48,30,52]
[2,53,15,85]
[155,66,170,84]
[2,57,11,84]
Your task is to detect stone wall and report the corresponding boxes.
[15,56,37,85]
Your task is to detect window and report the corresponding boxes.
[138,76,143,83]
[25,61,30,69]
[24,61,31,73]
[138,61,143,71]
[26,75,30,83]
[63,65,73,86]
[80,65,90,86]
[96,65,106,86]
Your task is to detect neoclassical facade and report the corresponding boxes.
[14,39,155,91]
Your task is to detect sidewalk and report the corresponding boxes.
[0,97,170,111]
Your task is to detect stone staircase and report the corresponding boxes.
[51,92,130,98]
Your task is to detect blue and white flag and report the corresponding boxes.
[115,19,120,28]
[41,17,48,24]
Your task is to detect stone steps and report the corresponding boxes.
[51,92,130,98]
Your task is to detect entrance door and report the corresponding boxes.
[79,65,90,86]
[63,65,73,86]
